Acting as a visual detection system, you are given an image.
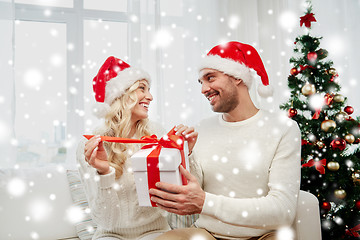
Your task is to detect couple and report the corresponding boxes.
[77,41,301,240]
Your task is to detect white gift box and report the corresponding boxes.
[130,142,189,207]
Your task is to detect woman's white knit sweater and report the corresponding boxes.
[76,125,170,239]
[192,110,301,239]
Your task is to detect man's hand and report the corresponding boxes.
[174,124,198,154]
[149,165,205,215]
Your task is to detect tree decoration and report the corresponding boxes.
[344,106,354,115]
[353,170,360,186]
[333,94,345,103]
[315,48,328,60]
[288,108,298,118]
[307,51,318,64]
[335,111,348,123]
[327,161,340,171]
[321,201,331,211]
[321,119,336,132]
[356,200,360,210]
[302,158,326,174]
[300,12,317,28]
[301,82,316,96]
[334,189,346,199]
[344,133,355,144]
[328,68,337,75]
[330,138,346,151]
[330,73,339,83]
[279,2,360,238]
[290,67,299,76]
[315,140,325,149]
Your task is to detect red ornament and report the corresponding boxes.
[330,138,346,151]
[288,108,297,118]
[290,67,299,76]
[355,138,360,144]
[356,200,360,210]
[322,201,331,211]
[344,106,354,115]
[307,52,318,63]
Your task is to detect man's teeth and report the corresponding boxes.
[208,95,215,101]
[140,103,149,108]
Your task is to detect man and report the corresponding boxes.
[150,41,301,240]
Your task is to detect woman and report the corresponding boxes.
[77,56,198,240]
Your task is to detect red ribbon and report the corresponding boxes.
[300,13,317,28]
[84,127,188,207]
[302,159,326,174]
[312,93,335,119]
[346,224,360,237]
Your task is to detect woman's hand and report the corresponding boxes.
[84,135,110,175]
[174,124,198,154]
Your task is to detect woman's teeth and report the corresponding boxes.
[140,103,149,108]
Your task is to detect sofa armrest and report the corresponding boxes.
[293,190,322,240]
[0,166,78,240]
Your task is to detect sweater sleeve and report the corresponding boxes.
[76,140,123,231]
[200,123,301,229]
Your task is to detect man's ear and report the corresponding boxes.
[232,77,243,86]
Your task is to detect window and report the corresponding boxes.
[11,0,137,167]
[15,21,67,166]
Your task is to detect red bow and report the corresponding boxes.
[345,224,360,237]
[300,13,317,28]
[312,93,335,119]
[302,159,326,174]
[299,65,315,71]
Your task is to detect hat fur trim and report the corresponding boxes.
[104,67,151,105]
[199,54,254,88]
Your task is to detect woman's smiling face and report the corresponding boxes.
[131,80,153,123]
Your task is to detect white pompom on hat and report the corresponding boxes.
[92,56,151,118]
[199,41,273,97]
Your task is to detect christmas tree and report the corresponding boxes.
[280,2,360,239]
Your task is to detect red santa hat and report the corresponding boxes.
[199,41,273,97]
[92,56,151,118]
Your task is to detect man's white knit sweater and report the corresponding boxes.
[76,125,170,239]
[192,109,301,239]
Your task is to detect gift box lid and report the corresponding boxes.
[130,145,187,172]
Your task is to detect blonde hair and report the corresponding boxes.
[94,80,151,179]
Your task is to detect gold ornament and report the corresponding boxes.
[328,68,337,75]
[301,83,316,96]
[352,170,360,185]
[344,134,355,144]
[327,161,340,171]
[315,140,325,149]
[335,111,349,123]
[333,94,345,103]
[321,119,336,132]
[334,189,346,199]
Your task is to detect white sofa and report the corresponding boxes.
[0,165,321,240]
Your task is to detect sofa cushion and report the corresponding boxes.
[66,170,97,240]
[0,165,78,240]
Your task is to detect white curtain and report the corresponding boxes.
[0,0,16,167]
[139,0,360,130]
